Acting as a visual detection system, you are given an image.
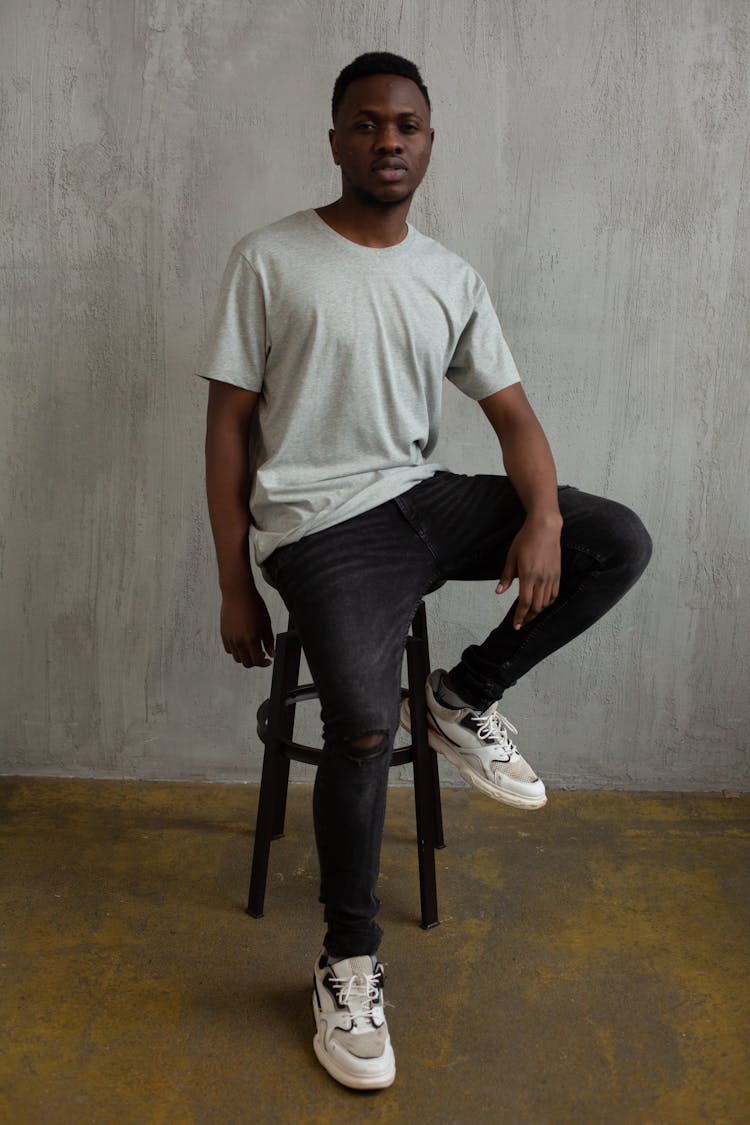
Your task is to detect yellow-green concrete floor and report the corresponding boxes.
[1,779,748,1125]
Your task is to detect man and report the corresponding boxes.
[200,52,651,1090]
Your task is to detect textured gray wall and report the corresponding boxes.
[1,1,748,789]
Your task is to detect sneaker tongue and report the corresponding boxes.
[333,955,375,977]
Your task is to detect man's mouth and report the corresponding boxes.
[373,167,407,181]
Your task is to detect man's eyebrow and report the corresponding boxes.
[352,107,424,121]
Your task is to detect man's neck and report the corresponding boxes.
[314,199,411,248]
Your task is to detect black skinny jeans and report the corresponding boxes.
[263,472,652,957]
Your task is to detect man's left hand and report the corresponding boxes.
[496,515,563,630]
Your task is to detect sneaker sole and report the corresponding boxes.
[312,997,396,1090]
[400,700,547,811]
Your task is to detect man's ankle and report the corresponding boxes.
[434,671,471,710]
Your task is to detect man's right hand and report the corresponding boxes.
[220,586,275,668]
[205,380,272,668]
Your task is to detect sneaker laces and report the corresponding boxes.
[329,971,380,1021]
[471,708,519,763]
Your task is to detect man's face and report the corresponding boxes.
[329,73,434,207]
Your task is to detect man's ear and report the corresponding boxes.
[328,128,339,166]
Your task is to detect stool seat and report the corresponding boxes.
[247,599,445,929]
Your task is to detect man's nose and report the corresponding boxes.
[374,125,403,151]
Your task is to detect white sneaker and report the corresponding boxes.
[312,951,396,1090]
[401,670,547,810]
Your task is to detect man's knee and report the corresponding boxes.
[614,504,653,579]
[329,729,392,764]
[351,731,388,753]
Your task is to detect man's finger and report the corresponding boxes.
[532,583,548,616]
[496,558,518,594]
[231,640,255,667]
[513,589,534,629]
[250,638,274,668]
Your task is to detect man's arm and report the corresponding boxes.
[205,379,275,667]
[479,383,563,631]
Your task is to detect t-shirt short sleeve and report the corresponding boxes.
[196,245,267,392]
[446,277,521,400]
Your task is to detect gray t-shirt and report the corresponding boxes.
[197,208,520,563]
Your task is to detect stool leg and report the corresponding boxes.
[406,628,440,930]
[430,750,445,850]
[410,603,445,851]
[272,759,291,840]
[271,628,302,839]
[248,628,296,918]
[247,747,284,917]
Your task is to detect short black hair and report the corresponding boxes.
[331,51,431,124]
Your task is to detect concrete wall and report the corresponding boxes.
[1,0,748,789]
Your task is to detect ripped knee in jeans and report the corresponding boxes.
[341,729,390,763]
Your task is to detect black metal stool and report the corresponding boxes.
[247,599,445,928]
